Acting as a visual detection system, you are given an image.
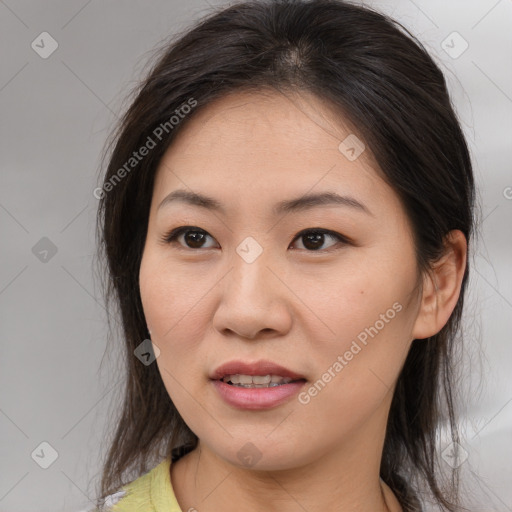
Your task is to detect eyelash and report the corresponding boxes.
[159,226,352,252]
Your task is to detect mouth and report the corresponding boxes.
[219,374,306,388]
[210,361,308,409]
[210,359,307,384]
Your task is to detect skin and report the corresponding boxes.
[138,89,467,512]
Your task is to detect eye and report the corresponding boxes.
[290,228,350,252]
[160,226,218,249]
[161,226,351,252]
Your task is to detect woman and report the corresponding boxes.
[92,0,475,510]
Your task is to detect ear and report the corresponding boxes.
[411,230,467,340]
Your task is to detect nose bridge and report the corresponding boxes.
[230,235,273,302]
[212,235,291,339]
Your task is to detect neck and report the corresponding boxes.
[171,437,401,512]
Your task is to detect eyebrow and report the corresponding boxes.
[157,189,373,216]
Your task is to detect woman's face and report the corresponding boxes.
[139,89,425,470]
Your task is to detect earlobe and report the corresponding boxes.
[411,230,467,340]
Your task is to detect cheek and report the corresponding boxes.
[139,253,169,337]
[314,290,411,384]
[304,252,418,394]
[139,250,219,408]
[298,298,414,441]
[140,251,208,341]
[139,252,212,413]
[311,256,411,337]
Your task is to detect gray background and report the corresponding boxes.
[1,0,511,511]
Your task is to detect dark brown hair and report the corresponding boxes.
[94,1,475,510]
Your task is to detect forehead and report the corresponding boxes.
[151,89,400,220]
[160,89,372,164]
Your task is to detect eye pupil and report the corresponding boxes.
[303,233,324,250]
[185,231,206,248]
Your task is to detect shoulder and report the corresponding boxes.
[75,489,128,512]
[78,489,128,511]
[80,457,176,512]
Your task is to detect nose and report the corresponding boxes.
[211,247,292,340]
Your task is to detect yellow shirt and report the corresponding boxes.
[100,457,183,512]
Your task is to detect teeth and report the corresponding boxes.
[221,374,294,386]
[252,375,271,384]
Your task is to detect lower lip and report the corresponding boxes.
[211,379,307,410]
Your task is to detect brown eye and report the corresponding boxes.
[182,230,209,249]
[161,226,218,249]
[161,226,350,252]
[291,229,349,252]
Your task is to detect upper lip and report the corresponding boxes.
[210,360,307,381]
